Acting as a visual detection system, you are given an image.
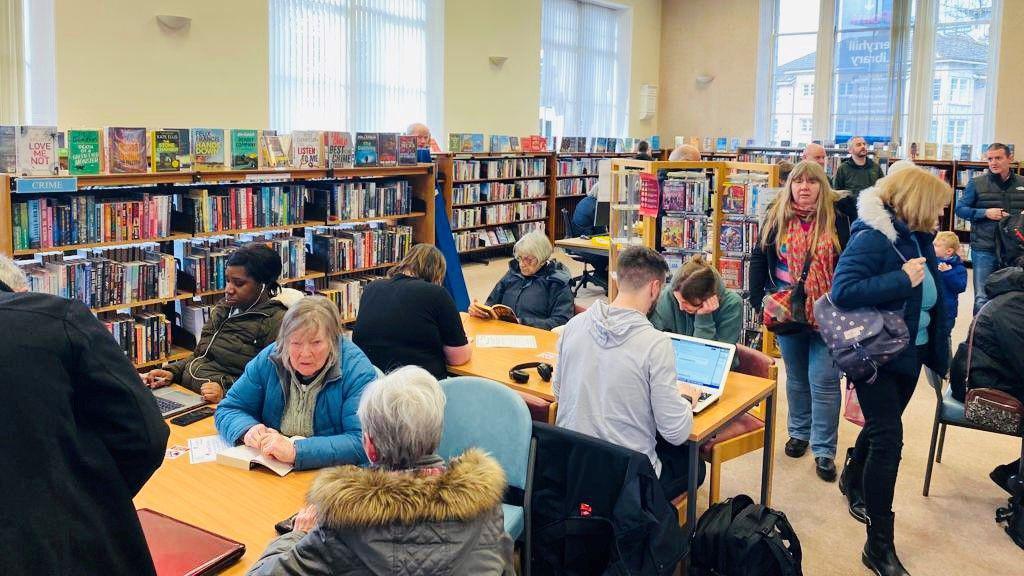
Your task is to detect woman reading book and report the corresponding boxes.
[215,296,378,470]
[470,231,574,330]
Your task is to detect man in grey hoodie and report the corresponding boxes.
[553,246,704,500]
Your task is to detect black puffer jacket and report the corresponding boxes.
[167,288,303,392]
[950,267,1024,404]
[486,259,574,330]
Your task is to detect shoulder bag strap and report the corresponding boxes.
[795,250,813,286]
[964,299,995,389]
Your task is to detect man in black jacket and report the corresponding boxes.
[0,255,168,574]
[833,136,883,197]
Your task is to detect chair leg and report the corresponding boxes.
[936,423,947,463]
[923,417,941,497]
[708,450,722,508]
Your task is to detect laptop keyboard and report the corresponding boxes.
[155,396,184,414]
[698,391,712,402]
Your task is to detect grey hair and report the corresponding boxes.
[513,230,552,263]
[272,296,340,371]
[357,365,446,470]
[0,254,28,291]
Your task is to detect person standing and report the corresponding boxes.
[0,255,168,574]
[953,143,1024,313]
[749,161,854,482]
[802,143,828,170]
[830,168,952,576]
[833,136,883,197]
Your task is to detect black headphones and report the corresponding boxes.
[509,362,553,384]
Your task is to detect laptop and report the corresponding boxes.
[152,387,205,418]
[666,332,736,413]
[137,508,245,576]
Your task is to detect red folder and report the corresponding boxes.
[137,508,246,576]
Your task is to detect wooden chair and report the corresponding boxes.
[699,344,778,506]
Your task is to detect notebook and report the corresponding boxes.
[137,508,245,576]
[665,332,736,413]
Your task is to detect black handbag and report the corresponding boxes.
[762,257,813,335]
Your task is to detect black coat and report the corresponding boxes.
[486,259,574,330]
[530,423,685,575]
[0,292,168,575]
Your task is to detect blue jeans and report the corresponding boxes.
[775,330,842,459]
[972,249,1001,314]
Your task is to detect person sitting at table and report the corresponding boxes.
[247,366,515,575]
[470,231,574,330]
[649,254,743,361]
[215,296,378,470]
[353,244,471,380]
[142,243,303,403]
[554,246,704,500]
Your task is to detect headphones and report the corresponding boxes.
[509,362,553,384]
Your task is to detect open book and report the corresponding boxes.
[471,303,519,324]
[216,437,304,477]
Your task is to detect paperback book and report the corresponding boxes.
[290,130,323,169]
[192,128,226,169]
[151,129,181,172]
[174,128,193,170]
[67,129,102,175]
[105,127,147,174]
[16,126,60,176]
[262,133,290,169]
[0,125,15,173]
[323,131,354,168]
[355,132,379,167]
[230,129,259,169]
[378,133,398,167]
[398,135,418,165]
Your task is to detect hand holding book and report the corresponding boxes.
[260,430,297,464]
[468,301,519,323]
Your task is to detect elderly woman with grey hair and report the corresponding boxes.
[470,230,575,329]
[215,296,379,470]
[248,366,515,575]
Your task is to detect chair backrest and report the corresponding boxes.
[438,376,533,490]
[561,207,576,239]
[733,344,777,421]
[924,366,945,400]
[573,303,588,316]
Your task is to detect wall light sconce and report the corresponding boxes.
[489,56,509,68]
[156,14,192,32]
[695,74,715,87]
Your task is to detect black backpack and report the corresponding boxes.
[689,495,802,576]
[996,474,1024,550]
[997,213,1024,267]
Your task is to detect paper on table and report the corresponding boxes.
[475,334,538,349]
[188,434,230,464]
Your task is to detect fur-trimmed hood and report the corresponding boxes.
[309,449,507,528]
[854,185,901,242]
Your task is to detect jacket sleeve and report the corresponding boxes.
[710,290,744,345]
[649,337,694,445]
[648,288,677,332]
[214,353,270,445]
[519,283,574,330]
[246,529,333,576]
[830,232,914,309]
[748,239,770,312]
[833,164,849,192]
[291,349,374,470]
[943,264,969,295]
[64,299,168,495]
[954,179,987,222]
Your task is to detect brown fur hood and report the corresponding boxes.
[309,449,507,528]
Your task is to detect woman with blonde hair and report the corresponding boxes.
[353,244,471,379]
[749,160,856,482]
[830,167,952,576]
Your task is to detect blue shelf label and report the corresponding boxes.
[15,177,79,194]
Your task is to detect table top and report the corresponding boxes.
[134,413,315,575]
[554,235,611,252]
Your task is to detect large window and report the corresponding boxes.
[770,0,819,144]
[539,0,631,139]
[269,0,443,133]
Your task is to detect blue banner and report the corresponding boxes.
[15,177,78,194]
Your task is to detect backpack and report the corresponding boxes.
[997,213,1024,268]
[689,495,802,576]
[996,473,1024,551]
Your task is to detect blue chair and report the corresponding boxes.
[438,376,534,570]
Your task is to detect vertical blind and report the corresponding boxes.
[0,0,25,124]
[540,0,630,139]
[269,0,443,133]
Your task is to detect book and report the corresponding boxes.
[398,135,417,165]
[67,129,102,175]
[941,144,953,161]
[0,126,15,172]
[470,302,519,323]
[216,440,303,476]
[16,126,60,176]
[959,144,973,162]
[56,132,68,172]
[262,133,290,168]
[722,184,746,213]
[323,131,354,168]
[104,127,147,174]
[448,133,462,153]
[230,129,259,169]
[290,130,323,169]
[717,258,744,290]
[715,137,728,152]
[661,217,685,249]
[509,136,521,153]
[650,135,660,150]
[355,132,379,167]
[174,128,192,170]
[378,133,398,167]
[192,128,226,169]
[923,142,937,160]
[151,129,181,172]
[719,222,745,253]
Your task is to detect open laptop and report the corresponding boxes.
[666,332,736,413]
[152,387,205,418]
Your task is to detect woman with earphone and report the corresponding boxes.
[142,244,303,403]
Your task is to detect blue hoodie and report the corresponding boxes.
[936,253,968,323]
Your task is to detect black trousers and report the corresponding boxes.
[655,436,707,501]
[851,360,921,522]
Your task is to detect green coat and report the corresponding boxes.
[649,277,744,367]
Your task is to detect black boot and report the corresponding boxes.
[839,447,867,523]
[862,514,910,576]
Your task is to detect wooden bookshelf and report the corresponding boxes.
[12,232,194,256]
[91,292,195,314]
[450,217,548,233]
[134,345,191,370]
[452,197,549,208]
[323,262,399,278]
[453,176,547,185]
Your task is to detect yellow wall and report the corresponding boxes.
[995,0,1024,148]
[54,0,269,129]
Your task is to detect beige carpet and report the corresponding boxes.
[462,252,1023,575]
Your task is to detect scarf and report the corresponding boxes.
[783,215,836,327]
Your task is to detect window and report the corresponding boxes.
[946,117,969,144]
[929,119,938,142]
[269,0,443,133]
[1,0,56,125]
[769,0,819,145]
[949,77,969,102]
[838,81,854,96]
[540,0,631,139]
[932,78,942,101]
[801,83,814,97]
[799,117,813,132]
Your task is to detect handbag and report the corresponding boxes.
[962,305,1024,434]
[762,256,813,335]
[843,382,865,427]
[812,244,912,384]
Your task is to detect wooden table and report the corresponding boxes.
[134,413,316,575]
[554,235,610,257]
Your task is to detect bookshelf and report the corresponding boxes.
[0,164,436,368]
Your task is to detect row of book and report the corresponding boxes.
[175,232,308,294]
[556,157,600,176]
[557,136,647,154]
[179,186,307,234]
[0,126,430,176]
[12,193,174,251]
[721,177,775,219]
[448,133,550,154]
[317,274,384,322]
[956,167,986,188]
[662,174,712,214]
[451,222,545,252]
[719,220,760,254]
[100,311,172,366]
[308,180,413,223]
[556,178,592,197]
[451,158,548,181]
[662,215,711,253]
[450,202,548,230]
[307,222,414,274]
[452,180,545,205]
[953,189,971,232]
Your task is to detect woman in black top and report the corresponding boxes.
[352,244,471,379]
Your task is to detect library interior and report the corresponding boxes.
[3,0,1024,574]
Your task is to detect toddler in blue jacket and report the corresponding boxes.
[933,231,968,324]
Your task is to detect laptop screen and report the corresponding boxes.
[671,338,732,390]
